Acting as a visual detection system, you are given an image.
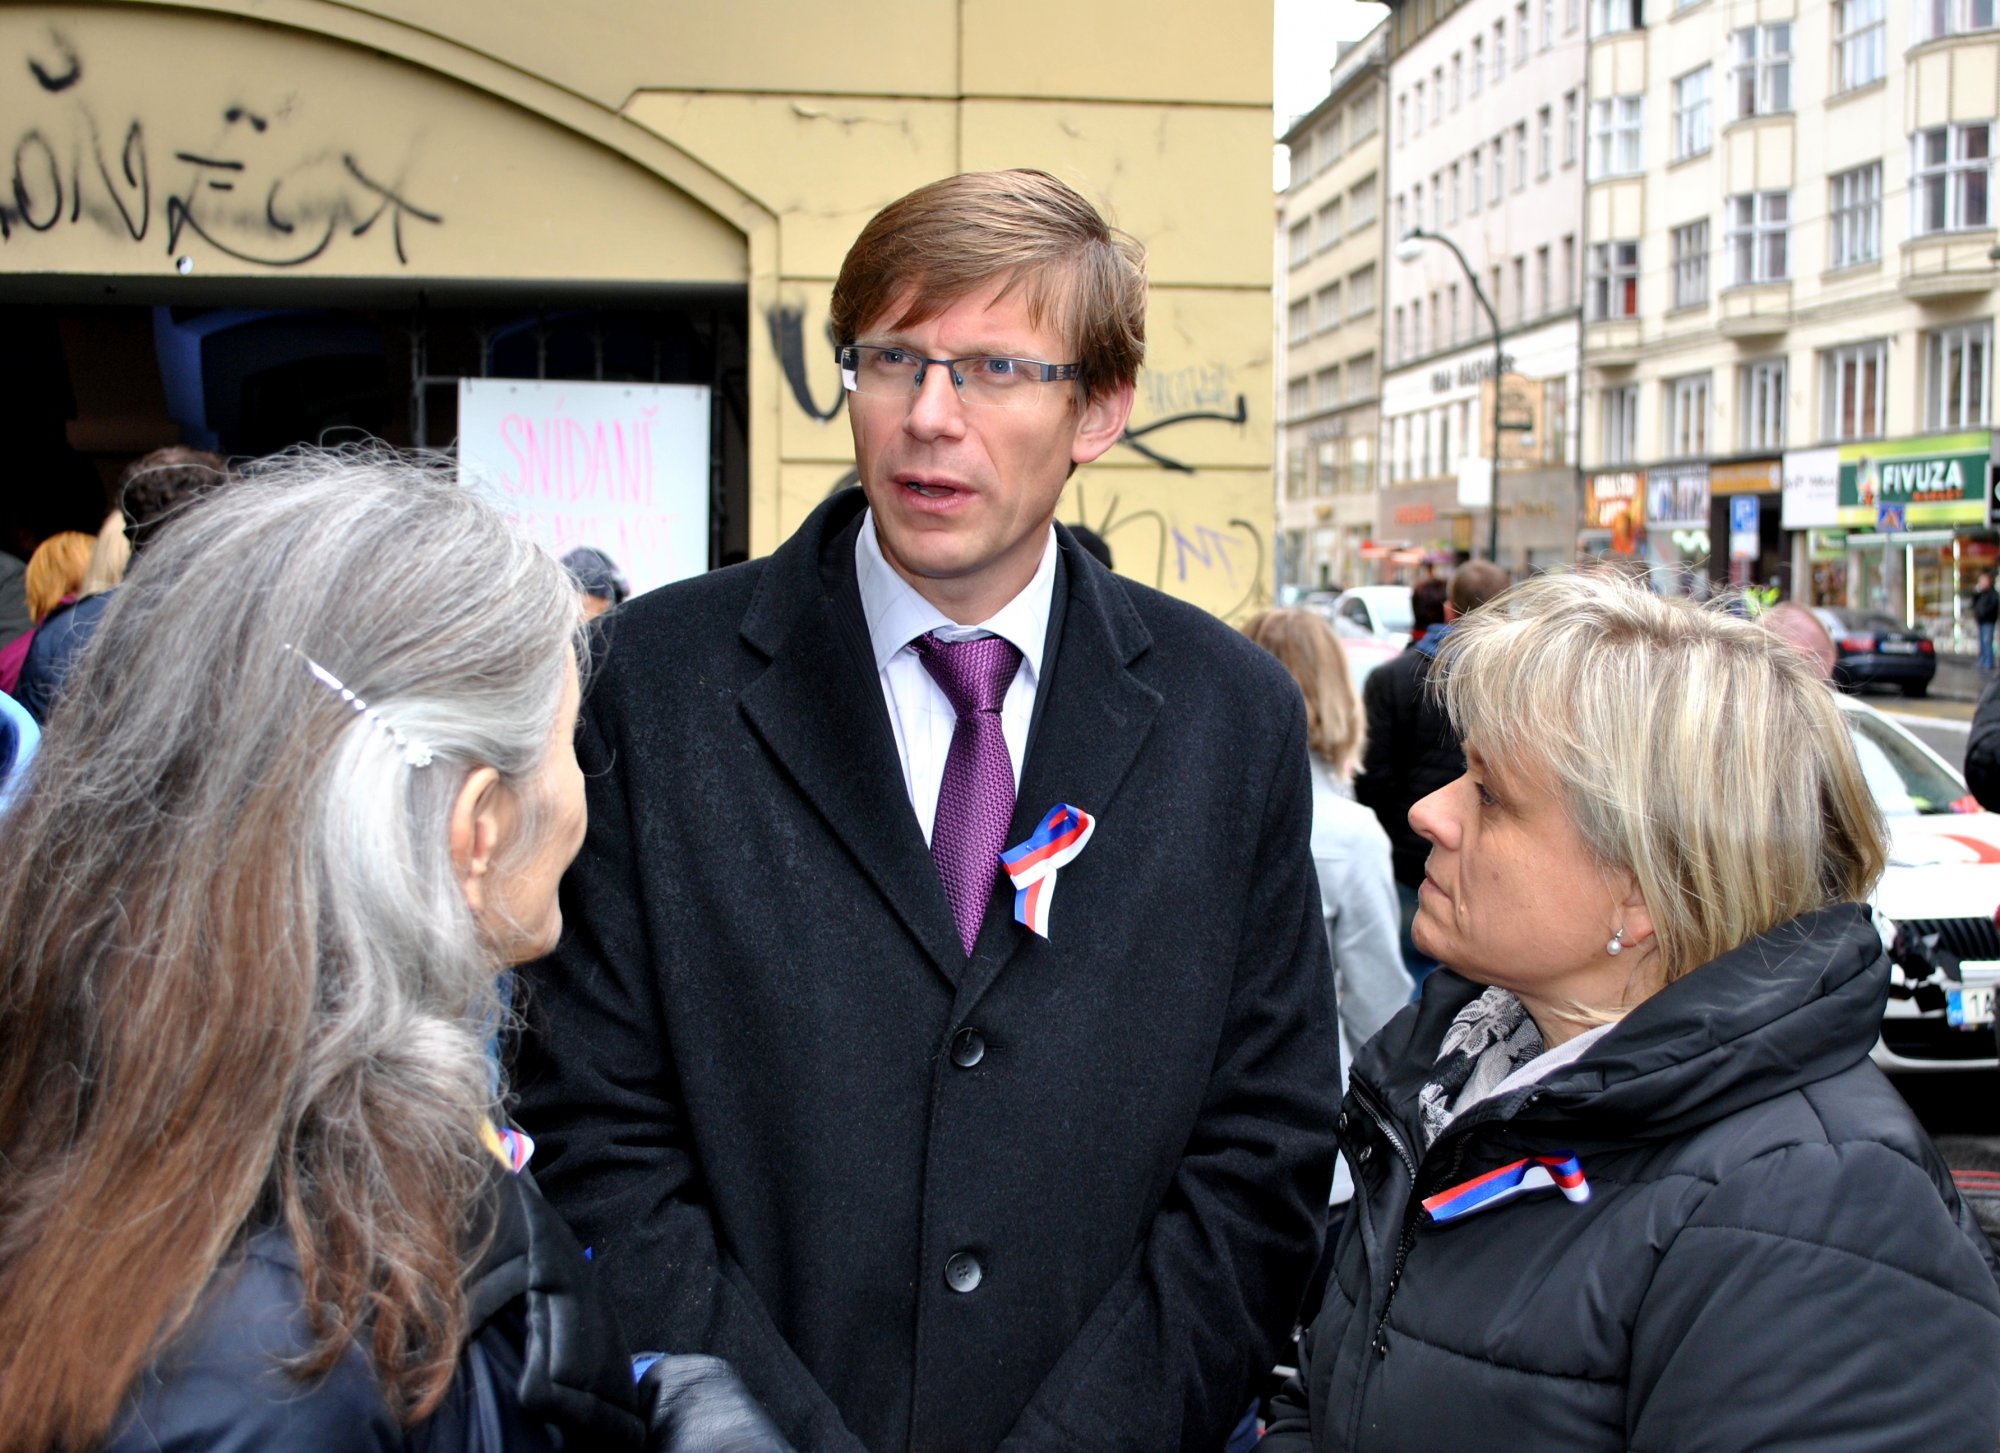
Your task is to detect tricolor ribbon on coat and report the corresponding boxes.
[1421,1152,1589,1224]
[481,1121,535,1175]
[999,803,1095,940]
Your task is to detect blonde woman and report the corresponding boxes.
[1264,572,2000,1452]
[0,530,92,697]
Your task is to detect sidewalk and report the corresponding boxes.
[1937,653,1993,706]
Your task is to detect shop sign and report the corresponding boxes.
[1782,448,1840,529]
[1430,353,1516,392]
[1837,432,1991,529]
[1729,496,1760,561]
[1394,503,1436,525]
[1584,471,1644,553]
[1646,464,1710,527]
[1711,460,1780,496]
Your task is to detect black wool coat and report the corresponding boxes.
[513,489,1340,1453]
[1352,642,1461,889]
[1264,905,2000,1453]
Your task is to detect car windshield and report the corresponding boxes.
[1364,592,1414,632]
[1844,710,1966,816]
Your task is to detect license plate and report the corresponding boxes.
[1881,640,1918,654]
[1948,987,1995,1028]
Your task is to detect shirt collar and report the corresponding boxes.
[855,511,1056,679]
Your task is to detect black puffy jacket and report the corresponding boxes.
[1266,906,2000,1453]
[105,1159,646,1452]
[1353,639,1462,888]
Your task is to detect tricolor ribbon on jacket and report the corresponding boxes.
[1422,1152,1590,1224]
[1000,803,1095,940]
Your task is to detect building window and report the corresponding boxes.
[1287,377,1310,420]
[1537,107,1553,177]
[1911,123,1992,234]
[1392,306,1407,362]
[1590,96,1644,179]
[1568,0,1582,29]
[1914,0,1997,42]
[1666,374,1711,458]
[1398,92,1409,145]
[1727,193,1790,284]
[1349,264,1377,316]
[1352,92,1379,142]
[1319,115,1343,172]
[1412,182,1424,235]
[1741,359,1786,449]
[1516,1,1531,61]
[1562,235,1576,307]
[1545,376,1569,463]
[1536,246,1551,314]
[1394,193,1408,241]
[1603,384,1640,464]
[1452,53,1463,109]
[1315,440,1338,497]
[1671,219,1710,308]
[1286,447,1307,498]
[1287,299,1310,344]
[1315,200,1343,251]
[1672,67,1712,161]
[1542,0,1556,45]
[1315,367,1341,412]
[1491,137,1505,197]
[1732,25,1792,118]
[1471,36,1485,93]
[1834,0,1885,91]
[1411,299,1424,356]
[1494,20,1506,79]
[1564,90,1580,165]
[1447,283,1462,345]
[1430,288,1443,345]
[1589,0,1638,35]
[1316,283,1342,332]
[1829,163,1882,267]
[1350,175,1378,228]
[1414,81,1426,135]
[1433,67,1445,122]
[1822,341,1887,441]
[1512,256,1527,321]
[1431,171,1443,230]
[1926,322,1991,429]
[1514,123,1529,190]
[1469,151,1483,212]
[1590,241,1641,319]
[1449,162,1462,222]
[1288,221,1312,269]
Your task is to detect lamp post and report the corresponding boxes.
[1398,227,1504,566]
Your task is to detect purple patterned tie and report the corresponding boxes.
[914,632,1024,957]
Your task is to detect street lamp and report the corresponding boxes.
[1399,227,1504,566]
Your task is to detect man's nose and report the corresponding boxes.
[905,361,967,438]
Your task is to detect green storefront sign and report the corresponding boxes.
[1836,432,1992,528]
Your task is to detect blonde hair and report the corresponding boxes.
[22,531,92,623]
[79,511,130,596]
[1242,607,1367,775]
[1434,572,1887,983]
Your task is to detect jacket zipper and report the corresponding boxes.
[1365,1116,1468,1358]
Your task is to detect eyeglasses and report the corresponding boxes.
[838,344,1083,410]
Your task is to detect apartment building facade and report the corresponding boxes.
[1378,0,1590,575]
[1580,0,1999,640]
[1277,28,1389,593]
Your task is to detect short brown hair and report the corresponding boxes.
[120,445,230,555]
[829,170,1147,399]
[1242,607,1366,774]
[1448,559,1509,617]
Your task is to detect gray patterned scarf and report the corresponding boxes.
[1417,987,1545,1149]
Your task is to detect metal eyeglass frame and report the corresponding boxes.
[837,344,1084,406]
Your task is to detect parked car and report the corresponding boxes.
[1842,695,2000,1072]
[1335,631,1402,688]
[1330,586,1414,647]
[1810,607,1938,697]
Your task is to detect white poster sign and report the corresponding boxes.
[1456,455,1492,509]
[1781,447,1840,531]
[457,378,711,597]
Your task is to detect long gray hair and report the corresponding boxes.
[0,447,583,1448]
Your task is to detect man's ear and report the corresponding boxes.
[1070,380,1135,468]
[449,766,505,917]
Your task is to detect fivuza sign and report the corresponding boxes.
[1837,433,1992,529]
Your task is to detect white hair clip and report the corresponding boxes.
[284,644,434,768]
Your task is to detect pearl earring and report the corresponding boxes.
[1606,926,1626,956]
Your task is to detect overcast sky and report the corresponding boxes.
[1274,0,1390,135]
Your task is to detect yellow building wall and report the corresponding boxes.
[0,0,1275,619]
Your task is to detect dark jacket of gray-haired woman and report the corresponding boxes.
[1264,904,2000,1453]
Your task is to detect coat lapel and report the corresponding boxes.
[736,494,966,983]
[951,531,1163,1017]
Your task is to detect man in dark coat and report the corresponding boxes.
[1354,561,1507,984]
[1973,570,1999,673]
[514,170,1339,1453]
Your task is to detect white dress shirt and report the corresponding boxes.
[855,512,1054,845]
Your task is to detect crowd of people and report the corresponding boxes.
[2,169,1999,1453]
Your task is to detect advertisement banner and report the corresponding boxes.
[1782,448,1840,529]
[1646,464,1710,527]
[1729,495,1760,561]
[1836,432,1991,529]
[1584,471,1643,553]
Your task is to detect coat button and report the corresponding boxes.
[945,1251,983,1293]
[951,1029,986,1068]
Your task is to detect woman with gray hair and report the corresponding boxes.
[0,452,787,1453]
[1264,571,2000,1452]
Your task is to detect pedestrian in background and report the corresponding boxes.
[1973,570,1998,673]
[0,453,788,1453]
[1265,572,2000,1453]
[0,529,92,697]
[1356,560,1508,989]
[560,545,630,620]
[79,508,131,597]
[1242,606,1410,1307]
